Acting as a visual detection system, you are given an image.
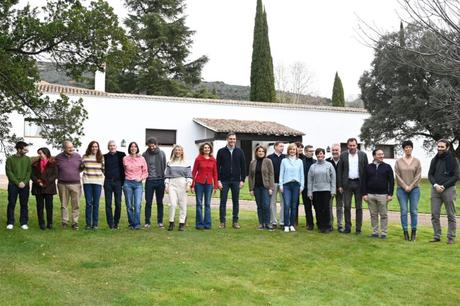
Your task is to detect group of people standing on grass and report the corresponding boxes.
[4,134,459,244]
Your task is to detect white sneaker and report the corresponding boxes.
[21,224,29,230]
[289,225,296,232]
[284,226,290,232]
[6,224,13,230]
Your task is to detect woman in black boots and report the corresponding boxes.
[31,147,58,230]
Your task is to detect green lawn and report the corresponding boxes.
[0,189,459,305]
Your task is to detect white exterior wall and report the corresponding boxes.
[1,92,435,177]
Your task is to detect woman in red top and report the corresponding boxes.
[192,142,218,229]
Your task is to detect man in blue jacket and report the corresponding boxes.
[217,132,246,229]
[362,149,394,239]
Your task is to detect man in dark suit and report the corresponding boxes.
[337,138,368,234]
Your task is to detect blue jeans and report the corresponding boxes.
[282,182,300,227]
[144,179,165,225]
[195,183,213,229]
[7,182,30,225]
[104,179,122,228]
[254,186,270,226]
[397,186,420,230]
[219,181,240,223]
[83,184,102,227]
[123,180,143,228]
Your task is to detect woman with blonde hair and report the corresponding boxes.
[279,143,304,232]
[165,145,193,231]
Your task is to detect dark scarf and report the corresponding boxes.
[436,152,455,176]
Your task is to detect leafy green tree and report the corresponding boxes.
[249,0,276,102]
[359,23,460,156]
[107,0,210,97]
[0,0,128,153]
[331,72,345,107]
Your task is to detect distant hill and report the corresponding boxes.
[37,62,93,89]
[37,61,362,108]
[195,81,333,106]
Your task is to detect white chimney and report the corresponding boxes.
[95,64,106,92]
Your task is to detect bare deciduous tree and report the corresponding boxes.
[274,61,313,104]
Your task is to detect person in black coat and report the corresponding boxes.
[103,140,126,229]
[31,147,58,230]
[216,132,246,229]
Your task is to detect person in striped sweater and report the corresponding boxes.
[82,141,105,230]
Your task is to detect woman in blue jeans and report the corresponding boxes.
[279,143,304,232]
[248,145,275,230]
[395,140,422,241]
[123,142,148,229]
[192,143,218,229]
[82,141,104,230]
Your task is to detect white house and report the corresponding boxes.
[1,80,435,177]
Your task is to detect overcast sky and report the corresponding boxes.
[24,0,403,99]
[113,0,402,100]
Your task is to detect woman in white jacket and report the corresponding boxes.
[308,148,336,233]
[165,145,192,231]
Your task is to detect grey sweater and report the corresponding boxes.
[307,160,336,197]
[142,148,166,180]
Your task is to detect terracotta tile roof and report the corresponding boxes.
[193,118,305,136]
[37,81,108,97]
[37,81,368,114]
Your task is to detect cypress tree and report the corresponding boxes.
[399,21,405,47]
[331,72,345,107]
[250,0,276,102]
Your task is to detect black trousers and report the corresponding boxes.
[343,180,363,232]
[104,179,123,227]
[36,194,53,227]
[7,183,29,226]
[313,191,331,231]
[302,189,315,228]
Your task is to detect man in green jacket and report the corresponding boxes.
[6,141,31,230]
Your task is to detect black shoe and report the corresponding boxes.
[342,229,351,234]
[447,238,455,245]
[306,226,314,231]
[72,223,79,230]
[168,222,175,231]
[410,229,416,241]
[355,230,362,235]
[429,238,441,243]
[337,227,344,233]
[47,224,53,230]
[404,230,410,241]
[369,233,379,238]
[39,225,46,230]
[381,235,387,239]
[178,223,185,231]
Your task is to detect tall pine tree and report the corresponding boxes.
[250,0,276,102]
[331,72,345,107]
[107,0,208,97]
